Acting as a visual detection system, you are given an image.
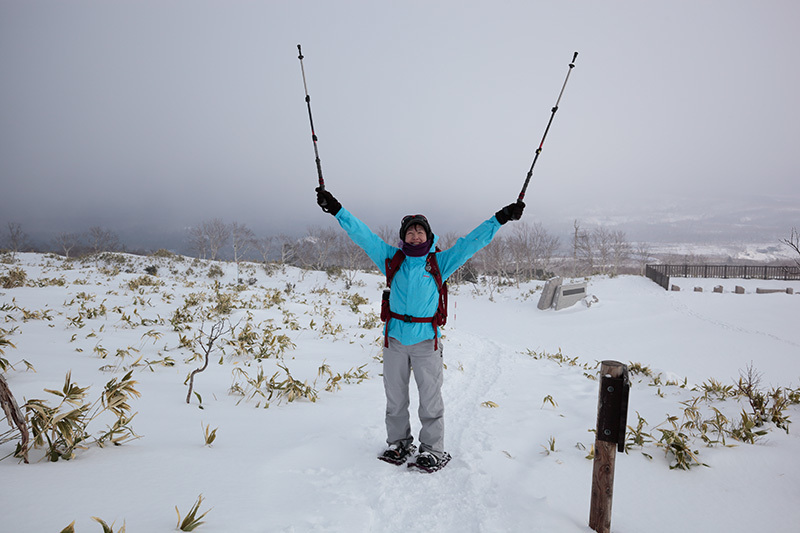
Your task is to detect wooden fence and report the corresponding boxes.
[646,264,800,290]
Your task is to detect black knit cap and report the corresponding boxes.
[399,214,432,241]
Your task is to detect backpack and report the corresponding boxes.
[380,248,448,351]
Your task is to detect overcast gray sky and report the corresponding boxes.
[1,0,798,250]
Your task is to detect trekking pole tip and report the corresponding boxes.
[570,51,578,67]
[297,44,303,59]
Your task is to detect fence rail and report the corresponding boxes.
[646,264,800,290]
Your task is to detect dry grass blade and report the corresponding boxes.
[102,370,141,416]
[92,516,126,532]
[202,423,218,446]
[19,371,140,461]
[176,494,211,531]
[541,394,558,408]
[0,332,17,372]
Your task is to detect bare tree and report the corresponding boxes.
[436,232,459,251]
[231,222,255,282]
[507,223,533,287]
[331,232,372,288]
[88,226,121,255]
[313,226,339,269]
[253,235,275,264]
[571,220,580,276]
[505,222,561,285]
[4,222,30,257]
[529,222,560,280]
[53,232,82,258]
[570,222,632,277]
[231,223,255,262]
[187,225,209,259]
[295,226,338,270]
[437,231,471,285]
[202,219,230,261]
[780,227,800,267]
[277,234,297,265]
[610,229,632,276]
[633,241,653,276]
[377,224,398,247]
[474,237,509,300]
[592,227,614,276]
[186,321,227,404]
[572,220,593,276]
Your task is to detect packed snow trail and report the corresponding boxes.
[265,326,594,533]
[353,326,600,533]
[361,331,513,532]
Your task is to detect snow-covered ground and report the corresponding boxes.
[647,240,796,263]
[1,253,799,532]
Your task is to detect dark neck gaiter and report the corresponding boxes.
[401,239,432,257]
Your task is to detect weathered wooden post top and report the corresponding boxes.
[589,360,630,533]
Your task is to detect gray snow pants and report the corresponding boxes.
[383,337,445,457]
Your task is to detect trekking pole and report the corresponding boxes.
[517,51,578,203]
[297,44,325,190]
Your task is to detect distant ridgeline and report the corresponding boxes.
[646,264,800,290]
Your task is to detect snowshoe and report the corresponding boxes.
[407,451,451,473]
[378,442,417,466]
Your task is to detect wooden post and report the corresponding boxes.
[589,360,629,533]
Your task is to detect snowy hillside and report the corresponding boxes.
[1,252,799,532]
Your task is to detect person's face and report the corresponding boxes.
[404,224,428,245]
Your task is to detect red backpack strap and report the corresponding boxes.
[425,248,447,326]
[385,250,405,288]
[382,250,405,347]
[425,249,443,292]
[425,250,447,350]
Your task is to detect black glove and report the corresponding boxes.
[495,201,525,225]
[316,187,341,216]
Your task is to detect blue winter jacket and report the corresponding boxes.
[334,207,502,346]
